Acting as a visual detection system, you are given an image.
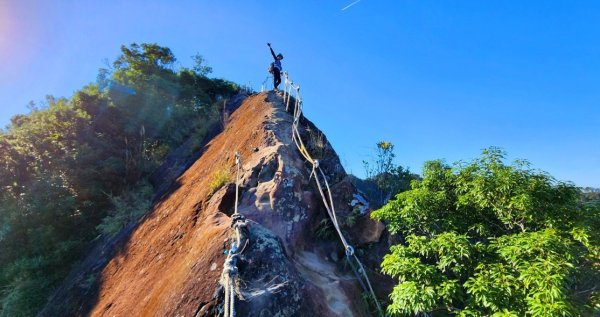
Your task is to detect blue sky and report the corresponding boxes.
[1,0,599,187]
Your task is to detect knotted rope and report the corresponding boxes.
[221,152,248,317]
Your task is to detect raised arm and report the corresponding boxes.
[267,43,277,60]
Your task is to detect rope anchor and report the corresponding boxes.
[345,245,355,257]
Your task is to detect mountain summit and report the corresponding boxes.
[41,92,391,316]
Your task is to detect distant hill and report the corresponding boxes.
[582,187,600,203]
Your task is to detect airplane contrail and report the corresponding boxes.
[341,0,361,11]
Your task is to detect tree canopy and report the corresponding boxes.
[0,43,238,316]
[372,147,600,316]
[359,141,419,208]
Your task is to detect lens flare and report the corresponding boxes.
[0,2,38,80]
[0,1,19,72]
[0,2,11,53]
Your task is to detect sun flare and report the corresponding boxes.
[0,2,14,58]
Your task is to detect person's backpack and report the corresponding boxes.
[268,62,275,74]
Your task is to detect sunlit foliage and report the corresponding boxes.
[0,43,238,316]
[373,148,600,316]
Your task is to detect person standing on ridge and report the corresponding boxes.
[267,43,283,91]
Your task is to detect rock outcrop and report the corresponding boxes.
[41,92,393,317]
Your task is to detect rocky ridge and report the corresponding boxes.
[40,92,392,317]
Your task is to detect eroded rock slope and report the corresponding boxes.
[41,92,392,317]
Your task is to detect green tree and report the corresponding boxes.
[581,187,600,204]
[362,141,418,207]
[372,148,600,316]
[0,43,239,316]
[191,53,213,77]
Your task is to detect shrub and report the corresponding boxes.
[372,148,600,316]
[0,42,240,315]
[306,127,326,160]
[96,181,153,236]
[362,141,418,207]
[315,218,335,239]
[208,167,231,195]
[345,206,362,227]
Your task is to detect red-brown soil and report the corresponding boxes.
[88,93,276,316]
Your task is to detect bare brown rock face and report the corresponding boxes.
[40,92,393,317]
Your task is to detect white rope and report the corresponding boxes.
[220,82,383,315]
[234,152,240,217]
[221,152,245,317]
[224,274,230,317]
[222,243,238,317]
[283,72,294,111]
[283,72,289,101]
[234,152,242,246]
[283,75,384,316]
[229,275,235,317]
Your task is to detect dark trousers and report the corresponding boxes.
[273,69,281,90]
